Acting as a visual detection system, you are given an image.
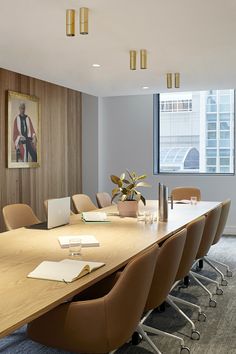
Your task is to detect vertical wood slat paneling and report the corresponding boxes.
[0,68,82,230]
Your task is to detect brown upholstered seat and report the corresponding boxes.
[96,192,112,208]
[2,203,40,231]
[171,187,201,201]
[27,244,159,353]
[203,199,232,283]
[72,194,98,213]
[137,229,189,352]
[189,204,223,306]
[166,216,206,339]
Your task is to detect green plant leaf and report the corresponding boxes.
[121,188,128,195]
[126,169,133,180]
[120,173,125,180]
[136,174,147,181]
[140,195,146,205]
[112,188,120,196]
[126,183,135,190]
[110,175,121,185]
[122,179,130,184]
[136,182,151,188]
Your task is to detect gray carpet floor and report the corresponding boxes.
[0,235,236,354]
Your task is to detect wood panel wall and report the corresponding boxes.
[0,68,82,230]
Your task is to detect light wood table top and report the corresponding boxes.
[0,200,220,338]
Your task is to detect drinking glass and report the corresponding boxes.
[190,196,197,205]
[69,237,82,256]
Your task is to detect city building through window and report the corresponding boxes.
[154,90,235,174]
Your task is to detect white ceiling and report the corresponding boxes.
[0,0,236,97]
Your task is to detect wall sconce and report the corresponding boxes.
[140,49,147,69]
[130,50,137,70]
[166,73,172,89]
[175,73,180,88]
[80,7,89,35]
[66,9,75,37]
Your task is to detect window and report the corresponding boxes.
[153,90,235,174]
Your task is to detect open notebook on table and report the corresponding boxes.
[27,259,105,283]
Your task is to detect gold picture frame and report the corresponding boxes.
[7,91,40,168]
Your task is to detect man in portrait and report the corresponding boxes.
[13,103,37,162]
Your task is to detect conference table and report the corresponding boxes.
[0,200,220,339]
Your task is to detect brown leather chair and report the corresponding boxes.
[167,216,206,340]
[27,244,159,354]
[138,229,190,354]
[190,204,222,307]
[171,187,201,201]
[202,199,232,285]
[2,203,40,231]
[96,192,112,208]
[72,194,98,213]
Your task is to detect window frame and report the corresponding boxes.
[153,92,235,176]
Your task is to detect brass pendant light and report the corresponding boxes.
[175,73,180,88]
[66,9,75,36]
[80,7,89,35]
[140,49,147,69]
[130,50,137,70]
[166,73,172,89]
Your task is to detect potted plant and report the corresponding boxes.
[110,170,151,217]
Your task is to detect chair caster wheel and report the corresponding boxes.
[209,299,217,307]
[221,279,228,286]
[227,270,233,277]
[198,312,206,322]
[216,288,223,295]
[191,330,200,340]
[181,346,190,354]
[131,332,142,345]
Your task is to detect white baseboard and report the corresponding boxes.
[224,226,236,235]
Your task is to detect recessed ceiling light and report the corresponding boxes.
[92,64,101,68]
[142,86,149,90]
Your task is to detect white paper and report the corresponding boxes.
[82,212,108,222]
[58,235,100,248]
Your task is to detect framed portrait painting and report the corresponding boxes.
[7,91,40,168]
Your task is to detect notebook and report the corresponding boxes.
[82,212,110,223]
[58,235,100,248]
[27,259,105,283]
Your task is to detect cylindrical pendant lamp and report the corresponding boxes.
[66,9,75,37]
[175,73,180,88]
[166,73,172,89]
[80,7,89,35]
[130,50,137,70]
[140,49,147,69]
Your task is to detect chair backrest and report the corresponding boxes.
[27,243,159,353]
[171,187,201,201]
[96,192,112,208]
[212,199,231,245]
[72,194,97,213]
[2,203,40,230]
[145,228,187,312]
[103,243,159,350]
[175,216,205,281]
[196,204,222,259]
